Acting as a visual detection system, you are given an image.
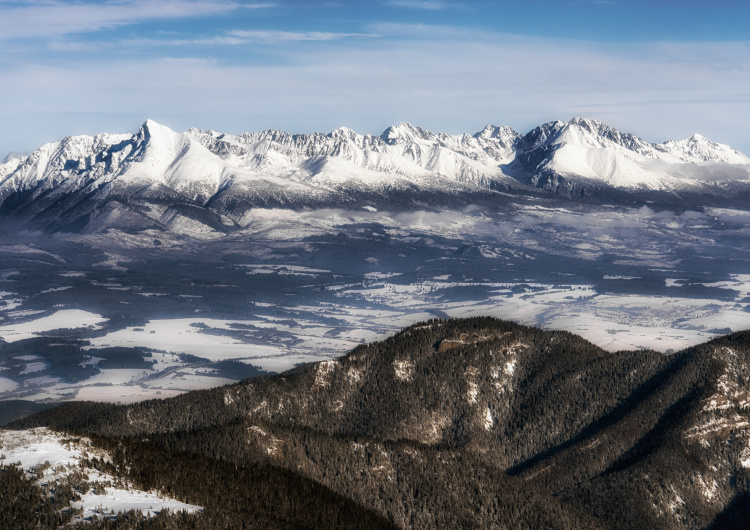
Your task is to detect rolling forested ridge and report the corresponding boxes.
[6,317,750,528]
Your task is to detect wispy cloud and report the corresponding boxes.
[48,36,247,52]
[226,30,378,43]
[48,29,379,52]
[0,0,273,40]
[367,22,474,38]
[385,0,450,9]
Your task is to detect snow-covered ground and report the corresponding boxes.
[3,197,750,402]
[0,428,202,522]
[0,309,107,342]
[87,318,284,362]
[3,272,750,403]
[78,280,750,358]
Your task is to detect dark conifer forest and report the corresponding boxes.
[6,317,750,528]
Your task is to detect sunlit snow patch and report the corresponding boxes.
[0,428,202,522]
[0,377,19,393]
[0,310,108,342]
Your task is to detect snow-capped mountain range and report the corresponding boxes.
[1,117,748,233]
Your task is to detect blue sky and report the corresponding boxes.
[1,0,749,158]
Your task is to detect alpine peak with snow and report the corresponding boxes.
[1,117,749,234]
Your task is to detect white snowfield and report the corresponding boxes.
[0,428,202,522]
[525,118,750,190]
[0,309,107,342]
[4,273,748,403]
[1,118,748,219]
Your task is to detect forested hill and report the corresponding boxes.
[11,317,750,528]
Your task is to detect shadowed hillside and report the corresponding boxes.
[10,317,750,528]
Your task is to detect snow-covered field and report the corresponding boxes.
[0,428,201,522]
[3,275,750,402]
[2,200,750,403]
[0,309,107,342]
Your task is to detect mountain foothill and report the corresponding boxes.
[6,316,750,529]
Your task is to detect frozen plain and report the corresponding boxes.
[2,199,750,403]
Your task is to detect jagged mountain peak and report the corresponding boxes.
[559,118,750,165]
[566,117,626,141]
[474,124,519,141]
[328,126,362,141]
[380,122,436,145]
[2,117,750,235]
[135,119,182,146]
[141,118,174,132]
[658,132,750,164]
[0,155,23,180]
[2,151,28,164]
[567,116,610,130]
[515,120,567,151]
[560,118,656,155]
[508,117,750,192]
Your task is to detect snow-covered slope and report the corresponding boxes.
[0,427,202,522]
[0,131,132,204]
[185,120,519,189]
[658,133,750,164]
[1,118,748,234]
[510,117,750,192]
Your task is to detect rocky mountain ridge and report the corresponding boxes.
[1,118,749,234]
